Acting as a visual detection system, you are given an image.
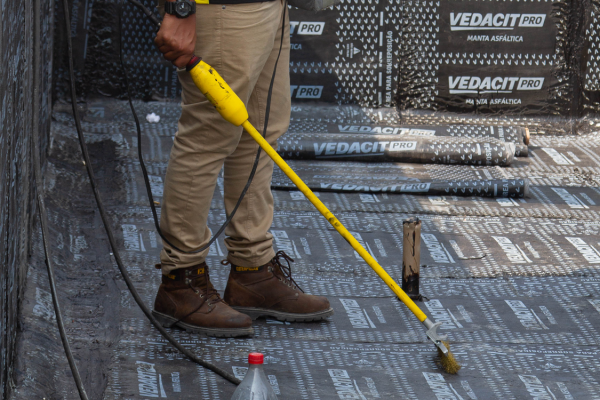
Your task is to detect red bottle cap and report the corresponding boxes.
[248,352,264,365]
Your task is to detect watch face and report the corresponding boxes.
[176,2,191,15]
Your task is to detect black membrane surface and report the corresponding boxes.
[11,99,600,399]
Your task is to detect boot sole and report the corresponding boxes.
[232,307,334,322]
[151,310,254,338]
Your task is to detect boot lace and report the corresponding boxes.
[188,267,223,307]
[221,252,304,292]
[166,267,222,328]
[271,251,304,293]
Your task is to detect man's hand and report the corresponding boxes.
[154,12,196,69]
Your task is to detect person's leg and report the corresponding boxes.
[221,2,333,321]
[153,0,288,336]
[221,0,290,268]
[159,0,284,273]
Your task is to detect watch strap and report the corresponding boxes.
[164,1,175,15]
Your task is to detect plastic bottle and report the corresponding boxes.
[231,353,278,400]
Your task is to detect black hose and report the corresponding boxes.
[32,151,92,400]
[32,0,90,397]
[60,0,241,385]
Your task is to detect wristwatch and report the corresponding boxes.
[164,0,196,18]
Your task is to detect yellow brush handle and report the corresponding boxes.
[241,120,428,323]
[187,59,428,322]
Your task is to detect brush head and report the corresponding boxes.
[438,341,461,374]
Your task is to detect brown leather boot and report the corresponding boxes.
[152,263,254,337]
[223,251,334,322]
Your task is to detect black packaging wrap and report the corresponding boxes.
[397,0,574,115]
[278,133,516,166]
[52,0,600,118]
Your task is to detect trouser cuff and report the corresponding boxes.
[227,249,275,268]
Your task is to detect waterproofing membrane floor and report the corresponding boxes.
[10,99,600,399]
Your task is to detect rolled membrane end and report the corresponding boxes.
[524,128,530,145]
[523,178,530,198]
[504,142,516,165]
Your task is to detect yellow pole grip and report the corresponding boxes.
[240,120,428,323]
[188,60,249,126]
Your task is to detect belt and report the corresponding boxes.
[195,0,276,4]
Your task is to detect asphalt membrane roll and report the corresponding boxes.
[278,133,516,166]
[272,178,529,198]
[410,124,529,157]
[306,124,529,157]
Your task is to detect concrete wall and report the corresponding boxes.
[0,0,53,395]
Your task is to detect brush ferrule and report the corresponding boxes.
[423,318,434,330]
[423,318,449,355]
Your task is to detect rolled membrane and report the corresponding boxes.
[331,124,529,156]
[278,134,516,167]
[406,125,529,157]
[272,178,529,198]
[435,125,529,157]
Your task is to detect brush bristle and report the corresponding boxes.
[438,341,461,374]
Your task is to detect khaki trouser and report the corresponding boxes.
[159,0,290,274]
